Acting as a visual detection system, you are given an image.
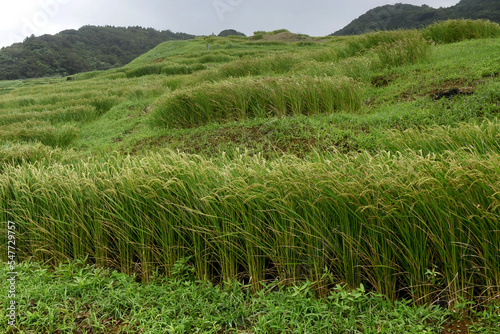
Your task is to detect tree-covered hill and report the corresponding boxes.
[332,0,500,36]
[0,25,195,80]
[218,29,247,37]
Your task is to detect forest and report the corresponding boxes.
[0,25,195,80]
[333,0,500,35]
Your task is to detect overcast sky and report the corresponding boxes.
[0,0,460,48]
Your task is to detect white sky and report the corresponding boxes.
[0,0,460,48]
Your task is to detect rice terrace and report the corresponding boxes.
[1,19,500,333]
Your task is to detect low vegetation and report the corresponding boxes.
[1,19,500,333]
[152,76,364,128]
[423,18,500,43]
[5,260,500,333]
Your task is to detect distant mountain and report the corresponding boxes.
[0,26,195,80]
[332,0,500,36]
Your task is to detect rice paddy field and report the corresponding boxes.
[1,20,500,333]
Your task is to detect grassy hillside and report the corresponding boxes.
[333,0,500,36]
[1,19,500,332]
[0,26,195,80]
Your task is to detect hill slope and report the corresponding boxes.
[0,23,500,325]
[333,0,500,35]
[0,25,195,80]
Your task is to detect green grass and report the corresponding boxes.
[423,19,500,44]
[151,76,364,128]
[3,259,500,334]
[1,20,500,323]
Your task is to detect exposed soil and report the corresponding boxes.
[371,73,399,88]
[427,79,476,100]
[130,124,358,157]
[440,319,474,334]
[431,86,474,100]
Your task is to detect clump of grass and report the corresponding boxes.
[336,56,374,82]
[374,35,432,68]
[423,19,500,44]
[90,97,120,114]
[379,118,500,154]
[217,54,300,78]
[0,106,99,126]
[293,61,340,77]
[341,30,421,58]
[306,49,338,62]
[163,63,206,75]
[0,120,80,147]
[151,76,364,128]
[125,64,164,78]
[126,62,208,79]
[198,54,234,63]
[245,41,287,46]
[0,141,78,168]
[295,56,374,82]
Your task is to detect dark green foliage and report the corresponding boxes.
[218,29,247,37]
[333,0,500,36]
[0,26,195,80]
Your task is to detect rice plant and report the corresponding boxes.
[0,120,80,147]
[1,20,500,311]
[125,63,164,78]
[151,76,365,128]
[1,149,499,306]
[340,30,422,58]
[423,19,500,44]
[217,54,300,78]
[374,35,432,68]
[379,118,500,155]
